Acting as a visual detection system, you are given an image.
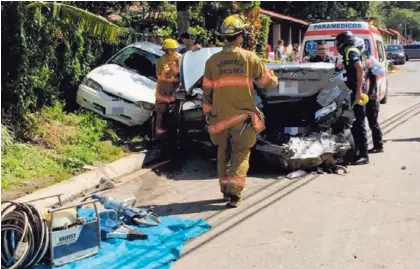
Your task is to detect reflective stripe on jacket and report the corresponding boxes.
[155,54,181,103]
[202,46,278,134]
[344,47,361,65]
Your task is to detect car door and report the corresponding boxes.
[414,45,420,58]
[375,39,387,100]
[404,45,415,59]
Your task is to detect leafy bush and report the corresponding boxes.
[1,102,123,190]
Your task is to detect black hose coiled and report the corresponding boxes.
[1,201,50,269]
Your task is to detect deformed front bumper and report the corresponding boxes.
[255,132,351,171]
[76,85,153,126]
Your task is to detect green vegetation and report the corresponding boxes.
[1,102,123,190]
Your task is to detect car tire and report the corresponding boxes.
[341,128,356,166]
[406,54,409,61]
[380,80,388,105]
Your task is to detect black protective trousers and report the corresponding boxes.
[366,99,383,149]
[351,92,369,158]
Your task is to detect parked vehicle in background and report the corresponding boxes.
[301,21,389,104]
[385,44,406,65]
[403,43,420,61]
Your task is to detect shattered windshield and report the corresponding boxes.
[109,47,160,81]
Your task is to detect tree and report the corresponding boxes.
[260,1,371,21]
[176,1,193,36]
[26,2,123,43]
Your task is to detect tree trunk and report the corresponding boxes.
[176,2,190,36]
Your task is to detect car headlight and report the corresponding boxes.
[135,101,154,110]
[82,77,102,92]
[399,53,405,57]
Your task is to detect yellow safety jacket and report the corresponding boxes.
[155,53,181,103]
[202,46,278,134]
[344,47,361,66]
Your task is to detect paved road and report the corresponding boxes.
[103,60,420,269]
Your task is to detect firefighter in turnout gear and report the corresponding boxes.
[202,15,279,207]
[155,38,181,134]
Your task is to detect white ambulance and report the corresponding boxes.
[301,21,389,104]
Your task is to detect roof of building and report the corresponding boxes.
[378,27,394,36]
[260,9,309,26]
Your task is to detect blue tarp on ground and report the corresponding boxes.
[35,214,211,269]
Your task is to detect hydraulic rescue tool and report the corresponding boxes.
[99,211,148,241]
[91,194,160,226]
[1,194,101,268]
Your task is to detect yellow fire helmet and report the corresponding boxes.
[358,93,369,105]
[220,14,249,36]
[162,38,179,50]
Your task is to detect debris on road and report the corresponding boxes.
[401,166,407,170]
[286,170,308,179]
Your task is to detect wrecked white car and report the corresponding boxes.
[146,48,356,173]
[76,42,162,126]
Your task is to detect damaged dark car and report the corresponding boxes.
[146,48,356,174]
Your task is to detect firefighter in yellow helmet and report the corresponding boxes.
[154,38,181,134]
[203,15,279,207]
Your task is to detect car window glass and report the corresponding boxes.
[386,45,403,51]
[303,38,371,58]
[376,40,385,62]
[109,47,159,81]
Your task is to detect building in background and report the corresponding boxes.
[260,9,309,55]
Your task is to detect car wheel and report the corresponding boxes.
[406,54,409,61]
[341,128,356,166]
[380,80,388,105]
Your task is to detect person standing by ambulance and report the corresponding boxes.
[202,15,278,207]
[154,38,181,135]
[355,37,384,153]
[335,31,369,165]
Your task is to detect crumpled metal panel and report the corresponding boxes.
[256,132,351,171]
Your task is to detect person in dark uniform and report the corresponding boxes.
[179,32,201,54]
[335,31,369,165]
[364,57,384,153]
[354,37,384,154]
[309,41,334,63]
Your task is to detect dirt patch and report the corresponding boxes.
[33,121,78,150]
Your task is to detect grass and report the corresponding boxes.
[1,102,125,191]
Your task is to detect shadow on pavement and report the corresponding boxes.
[389,92,420,97]
[385,137,420,143]
[149,198,229,216]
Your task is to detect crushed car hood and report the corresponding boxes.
[87,64,156,104]
[180,48,337,98]
[181,48,223,92]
